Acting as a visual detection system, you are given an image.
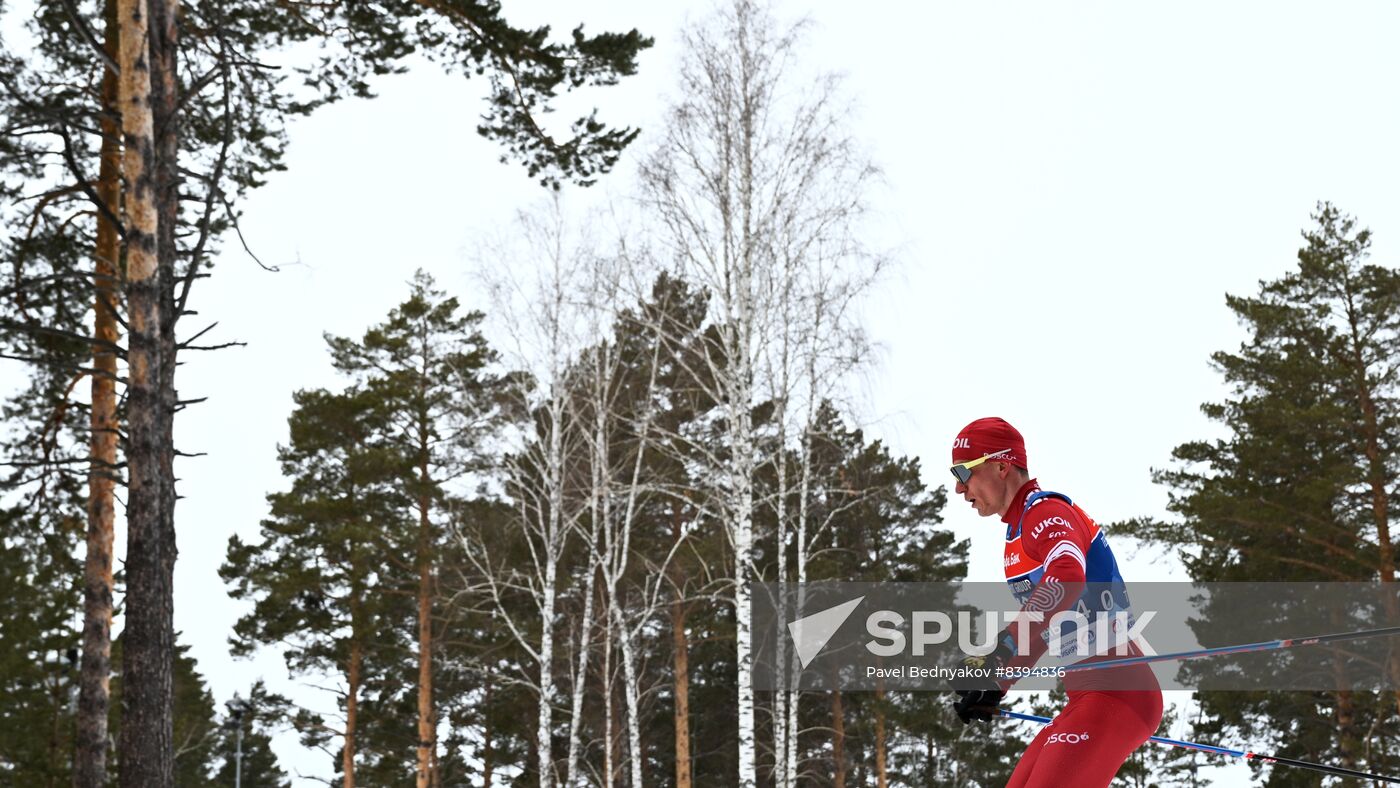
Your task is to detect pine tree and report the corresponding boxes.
[221,386,411,783]
[221,385,413,787]
[0,503,82,788]
[325,269,511,788]
[2,3,653,782]
[1119,202,1400,784]
[439,496,539,786]
[621,273,724,788]
[106,639,231,786]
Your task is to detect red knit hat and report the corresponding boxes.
[951,417,1027,469]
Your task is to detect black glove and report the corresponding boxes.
[952,686,1005,724]
[950,643,1012,725]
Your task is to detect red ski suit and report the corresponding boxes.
[998,480,1163,788]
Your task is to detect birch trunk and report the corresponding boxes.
[538,550,558,788]
[733,403,757,788]
[563,508,602,788]
[116,0,170,782]
[602,598,615,788]
[537,390,566,788]
[615,602,644,788]
[75,4,121,785]
[786,359,819,783]
[591,330,655,788]
[772,397,789,788]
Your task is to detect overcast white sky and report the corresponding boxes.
[8,0,1400,784]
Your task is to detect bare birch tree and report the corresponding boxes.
[639,2,880,784]
[772,230,884,788]
[570,245,709,788]
[467,198,608,788]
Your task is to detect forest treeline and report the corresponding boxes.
[3,0,1399,786]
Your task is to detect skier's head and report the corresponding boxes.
[950,417,1029,518]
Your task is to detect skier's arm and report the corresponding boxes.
[994,508,1091,686]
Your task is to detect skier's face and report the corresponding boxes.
[956,461,1015,518]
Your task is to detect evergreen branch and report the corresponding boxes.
[177,319,220,348]
[96,285,130,332]
[170,63,222,122]
[54,121,126,241]
[0,353,124,382]
[179,38,235,318]
[57,0,119,77]
[0,319,126,357]
[18,182,86,207]
[1,456,92,468]
[221,190,278,272]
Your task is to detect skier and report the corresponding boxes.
[948,416,1163,788]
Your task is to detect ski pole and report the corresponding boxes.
[1000,710,1400,784]
[1021,624,1400,678]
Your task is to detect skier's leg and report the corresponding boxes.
[1017,690,1163,788]
[1004,721,1054,788]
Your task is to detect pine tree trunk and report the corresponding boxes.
[830,686,846,788]
[483,671,494,788]
[670,516,692,788]
[1356,376,1400,716]
[924,734,934,785]
[1334,688,1357,768]
[1328,605,1358,769]
[116,0,170,783]
[671,596,692,788]
[48,665,66,788]
[1344,281,1400,715]
[417,482,435,788]
[874,677,888,788]
[75,4,121,785]
[344,636,361,788]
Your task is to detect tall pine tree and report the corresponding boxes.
[222,385,413,788]
[325,269,511,787]
[1120,202,1400,784]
